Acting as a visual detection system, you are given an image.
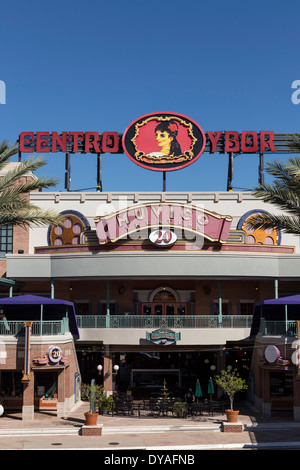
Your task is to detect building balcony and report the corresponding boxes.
[0,319,70,336]
[76,314,253,329]
[76,314,253,346]
[259,319,298,337]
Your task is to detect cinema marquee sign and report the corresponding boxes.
[94,202,232,245]
[19,111,277,173]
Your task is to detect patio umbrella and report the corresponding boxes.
[208,377,214,401]
[195,379,202,403]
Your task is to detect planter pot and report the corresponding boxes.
[84,411,99,426]
[225,409,239,423]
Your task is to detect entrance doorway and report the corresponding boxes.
[141,303,187,315]
[141,287,188,316]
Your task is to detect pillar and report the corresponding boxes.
[262,370,271,417]
[293,373,300,421]
[22,375,35,421]
[57,369,66,417]
[103,346,113,395]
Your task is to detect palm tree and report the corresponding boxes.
[249,135,300,235]
[0,140,62,228]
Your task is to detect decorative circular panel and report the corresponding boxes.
[48,210,90,246]
[237,210,281,246]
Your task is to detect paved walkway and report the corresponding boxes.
[1,400,300,450]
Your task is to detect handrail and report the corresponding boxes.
[259,319,297,336]
[76,315,253,329]
[0,319,69,336]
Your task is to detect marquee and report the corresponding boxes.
[94,202,232,245]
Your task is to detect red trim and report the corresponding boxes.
[35,244,294,254]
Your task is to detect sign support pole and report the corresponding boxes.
[259,153,265,186]
[227,152,233,191]
[163,172,166,192]
[97,153,102,191]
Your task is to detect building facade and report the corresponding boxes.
[1,179,300,419]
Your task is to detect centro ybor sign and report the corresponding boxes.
[95,202,232,244]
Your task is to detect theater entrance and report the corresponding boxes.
[117,350,218,399]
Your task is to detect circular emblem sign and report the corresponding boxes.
[149,229,177,247]
[122,112,206,172]
[264,345,280,363]
[47,345,63,364]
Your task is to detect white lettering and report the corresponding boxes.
[291,340,300,365]
[0,80,6,104]
[148,454,195,464]
[291,80,300,104]
[104,454,139,467]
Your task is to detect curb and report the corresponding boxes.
[0,423,221,437]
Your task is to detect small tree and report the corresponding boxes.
[215,369,248,411]
[81,382,114,413]
[81,382,100,413]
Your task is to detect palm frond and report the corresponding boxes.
[0,140,61,228]
[287,134,300,154]
[0,208,63,229]
[247,213,300,235]
[0,141,19,170]
[0,156,57,193]
[251,154,300,236]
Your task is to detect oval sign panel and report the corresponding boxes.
[149,229,177,247]
[122,112,206,172]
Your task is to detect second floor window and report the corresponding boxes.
[0,224,13,258]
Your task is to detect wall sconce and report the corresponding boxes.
[97,364,119,378]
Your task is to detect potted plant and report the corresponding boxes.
[97,389,114,414]
[173,401,187,418]
[214,369,248,423]
[81,382,100,426]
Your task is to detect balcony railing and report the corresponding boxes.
[0,319,70,336]
[259,319,297,337]
[76,315,253,329]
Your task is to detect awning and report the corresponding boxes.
[251,294,300,336]
[0,294,79,337]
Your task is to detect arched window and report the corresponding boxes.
[153,291,176,302]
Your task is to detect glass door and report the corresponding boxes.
[141,302,188,316]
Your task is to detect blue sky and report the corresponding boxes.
[1,0,299,193]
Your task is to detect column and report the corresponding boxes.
[106,281,110,328]
[22,321,34,420]
[294,372,300,421]
[218,280,222,326]
[57,369,66,417]
[103,346,113,395]
[22,374,35,421]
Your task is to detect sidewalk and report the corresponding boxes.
[0,400,300,450]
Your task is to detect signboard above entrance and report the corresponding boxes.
[19,123,279,157]
[18,112,298,189]
[94,202,232,245]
